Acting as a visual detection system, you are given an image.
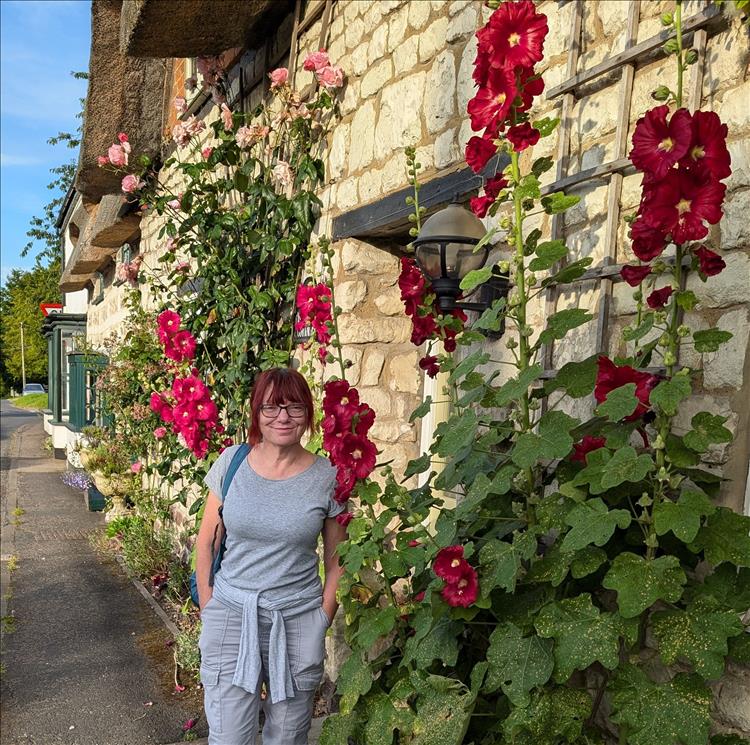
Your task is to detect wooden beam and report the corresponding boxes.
[540,157,635,196]
[547,4,722,99]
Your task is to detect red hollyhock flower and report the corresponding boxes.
[444,335,458,353]
[630,106,692,180]
[468,66,517,134]
[334,465,357,503]
[157,310,181,342]
[644,168,726,245]
[433,545,466,583]
[465,135,497,173]
[647,286,674,309]
[335,512,353,527]
[441,563,479,608]
[322,413,346,456]
[323,379,360,419]
[150,392,164,412]
[194,397,218,422]
[470,175,508,218]
[516,68,545,113]
[165,330,197,362]
[173,402,198,429]
[172,375,207,402]
[695,245,726,277]
[480,0,548,71]
[353,404,375,435]
[571,436,607,464]
[506,122,540,152]
[410,312,439,346]
[630,217,667,261]
[680,110,731,180]
[620,264,652,287]
[337,432,377,479]
[398,257,427,317]
[595,356,660,421]
[419,355,440,378]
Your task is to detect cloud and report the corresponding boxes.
[0,153,44,167]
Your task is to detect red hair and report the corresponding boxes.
[247,367,316,446]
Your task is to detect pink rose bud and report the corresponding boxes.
[131,461,143,473]
[202,146,213,159]
[153,427,167,439]
[97,156,108,166]
[117,132,129,143]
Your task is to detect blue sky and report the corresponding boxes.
[0,0,91,285]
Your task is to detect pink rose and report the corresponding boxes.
[131,461,143,473]
[153,427,167,439]
[167,198,181,210]
[184,115,205,136]
[117,132,129,143]
[315,65,344,89]
[269,67,289,89]
[121,174,144,193]
[289,104,311,120]
[303,50,330,72]
[165,237,177,251]
[107,143,128,167]
[272,160,294,189]
[171,123,190,147]
[201,146,213,160]
[175,261,190,272]
[97,156,108,166]
[220,103,233,131]
[173,96,187,114]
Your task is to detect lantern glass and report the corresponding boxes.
[415,241,488,280]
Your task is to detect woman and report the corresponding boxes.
[196,367,348,745]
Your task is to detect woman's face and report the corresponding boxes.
[257,386,308,447]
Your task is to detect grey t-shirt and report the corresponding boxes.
[204,444,345,601]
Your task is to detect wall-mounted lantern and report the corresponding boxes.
[412,200,510,325]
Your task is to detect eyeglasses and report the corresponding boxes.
[259,403,307,418]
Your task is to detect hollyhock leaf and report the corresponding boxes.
[362,693,414,745]
[603,553,686,618]
[528,240,568,271]
[571,447,611,495]
[531,156,554,178]
[354,605,399,650]
[595,383,639,421]
[473,298,506,332]
[459,266,493,292]
[561,498,631,552]
[622,313,655,342]
[502,687,592,745]
[600,446,654,490]
[410,396,433,423]
[694,565,750,613]
[319,712,360,745]
[654,489,716,543]
[665,434,701,468]
[511,409,577,468]
[538,309,594,346]
[542,257,593,287]
[541,191,580,215]
[684,412,733,452]
[407,673,473,745]
[525,546,572,587]
[448,350,491,384]
[535,594,628,681]
[609,667,711,745]
[727,633,750,665]
[652,598,743,679]
[484,623,554,706]
[675,289,699,311]
[650,375,692,416]
[689,508,750,567]
[338,652,374,714]
[435,410,478,457]
[403,452,432,479]
[489,364,543,407]
[544,355,598,399]
[532,116,560,137]
[570,546,608,578]
[479,532,537,595]
[403,616,461,669]
[380,551,408,579]
[516,173,542,201]
[693,328,733,353]
[455,473,491,519]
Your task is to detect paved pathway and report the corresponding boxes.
[1,411,205,744]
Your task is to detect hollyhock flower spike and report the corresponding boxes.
[480,0,548,70]
[695,245,726,278]
[595,356,660,421]
[620,264,652,287]
[441,564,479,608]
[647,286,674,309]
[630,106,692,180]
[433,545,466,583]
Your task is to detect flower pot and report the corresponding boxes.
[78,449,92,468]
[104,495,130,523]
[93,471,115,496]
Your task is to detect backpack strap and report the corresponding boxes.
[222,442,251,501]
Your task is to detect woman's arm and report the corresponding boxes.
[195,490,224,611]
[321,516,348,622]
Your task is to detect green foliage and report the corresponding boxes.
[9,393,48,409]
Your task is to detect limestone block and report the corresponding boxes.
[361,58,393,99]
[434,127,460,169]
[712,670,750,733]
[621,172,644,212]
[685,251,750,309]
[457,34,478,116]
[344,1,361,23]
[393,393,418,420]
[415,144,435,173]
[336,178,359,211]
[375,444,410,476]
[630,60,672,125]
[349,99,377,172]
[368,23,389,65]
[673,394,737,465]
[359,167,384,203]
[702,308,749,390]
[342,240,400,274]
[408,0,431,30]
[328,123,350,180]
[388,351,421,393]
[703,23,750,100]
[382,154,408,192]
[678,310,708,372]
[362,1,385,33]
[448,0,470,15]
[726,139,750,194]
[349,37,369,76]
[341,80,360,116]
[717,80,750,133]
[338,315,411,343]
[565,182,609,229]
[418,17,449,64]
[358,386,393,416]
[361,348,386,386]
[371,420,416,443]
[388,5,409,52]
[544,0,574,59]
[431,0,447,11]
[458,118,473,150]
[597,0,628,36]
[374,72,426,160]
[340,345,364,385]
[331,12,344,39]
[375,286,405,316]
[447,3,478,42]
[721,190,750,251]
[570,87,619,152]
[328,36,346,61]
[394,34,419,75]
[337,280,368,311]
[579,138,616,172]
[425,51,457,134]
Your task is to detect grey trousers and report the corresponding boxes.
[199,596,330,745]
